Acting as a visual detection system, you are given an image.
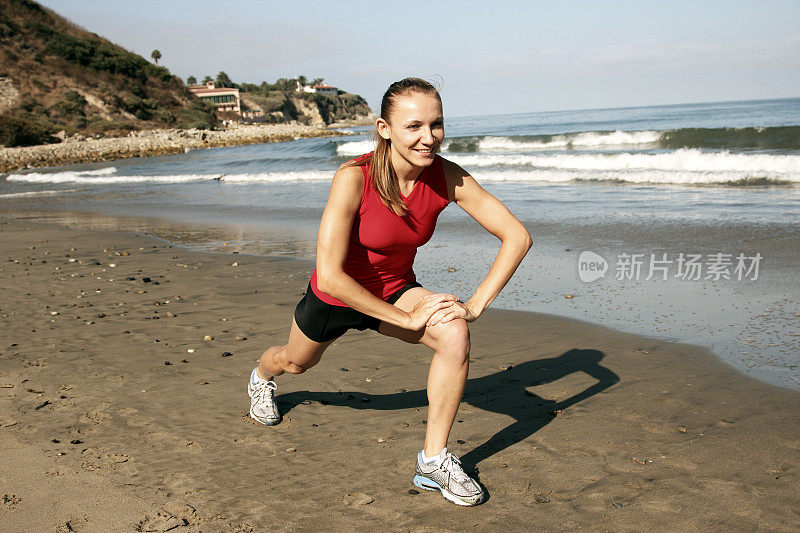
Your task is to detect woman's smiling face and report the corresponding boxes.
[377,91,444,171]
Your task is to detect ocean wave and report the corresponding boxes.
[447,131,664,152]
[0,188,81,198]
[474,168,799,186]
[332,131,662,157]
[6,172,212,184]
[448,149,800,174]
[335,125,800,157]
[5,170,334,184]
[219,171,333,182]
[335,140,376,156]
[660,126,800,150]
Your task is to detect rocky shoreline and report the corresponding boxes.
[0,123,351,173]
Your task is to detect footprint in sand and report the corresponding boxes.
[137,503,199,532]
[1,494,21,509]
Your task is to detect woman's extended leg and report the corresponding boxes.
[257,317,335,379]
[378,287,470,458]
[249,317,334,425]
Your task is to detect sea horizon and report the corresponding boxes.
[449,95,800,120]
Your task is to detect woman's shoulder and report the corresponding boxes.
[436,154,462,174]
[333,163,366,187]
[437,155,470,184]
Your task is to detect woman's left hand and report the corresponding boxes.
[426,300,479,327]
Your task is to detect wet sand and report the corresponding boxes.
[0,219,798,531]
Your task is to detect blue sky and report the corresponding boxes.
[37,0,800,117]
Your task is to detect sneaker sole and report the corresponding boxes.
[249,406,281,426]
[413,475,484,506]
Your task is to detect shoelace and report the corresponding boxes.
[253,380,278,408]
[440,453,470,484]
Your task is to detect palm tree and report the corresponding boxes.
[151,49,162,65]
[216,71,233,88]
[187,75,197,86]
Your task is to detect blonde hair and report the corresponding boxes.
[344,78,441,216]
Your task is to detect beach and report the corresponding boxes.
[1,219,798,531]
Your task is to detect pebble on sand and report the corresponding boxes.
[203,335,213,341]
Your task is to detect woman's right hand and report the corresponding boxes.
[405,293,459,330]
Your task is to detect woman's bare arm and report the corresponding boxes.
[431,158,532,323]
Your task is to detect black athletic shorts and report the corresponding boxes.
[294,281,423,343]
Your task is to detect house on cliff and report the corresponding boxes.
[188,81,241,113]
[295,82,339,96]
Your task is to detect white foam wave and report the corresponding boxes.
[0,188,81,198]
[5,167,120,183]
[5,170,334,185]
[335,131,662,157]
[336,140,375,156]
[79,167,118,175]
[219,171,332,182]
[474,168,799,185]
[448,149,800,175]
[6,172,213,184]
[472,131,662,152]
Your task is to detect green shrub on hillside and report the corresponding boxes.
[123,97,158,120]
[0,16,19,39]
[0,113,56,147]
[50,89,86,117]
[26,21,169,83]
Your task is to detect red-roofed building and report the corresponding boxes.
[313,84,338,96]
[188,81,241,113]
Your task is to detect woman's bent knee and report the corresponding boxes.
[431,319,470,358]
[285,361,309,374]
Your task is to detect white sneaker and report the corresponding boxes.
[248,368,281,426]
[413,448,485,506]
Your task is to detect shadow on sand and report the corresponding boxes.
[278,348,619,476]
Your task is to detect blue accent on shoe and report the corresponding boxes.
[413,475,441,492]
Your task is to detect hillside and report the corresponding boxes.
[0,0,217,147]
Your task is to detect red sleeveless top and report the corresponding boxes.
[310,153,451,307]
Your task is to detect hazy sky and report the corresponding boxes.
[36,0,800,117]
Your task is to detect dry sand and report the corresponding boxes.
[0,219,798,532]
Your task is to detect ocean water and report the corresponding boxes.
[2,97,799,389]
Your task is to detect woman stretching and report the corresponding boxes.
[248,78,532,506]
